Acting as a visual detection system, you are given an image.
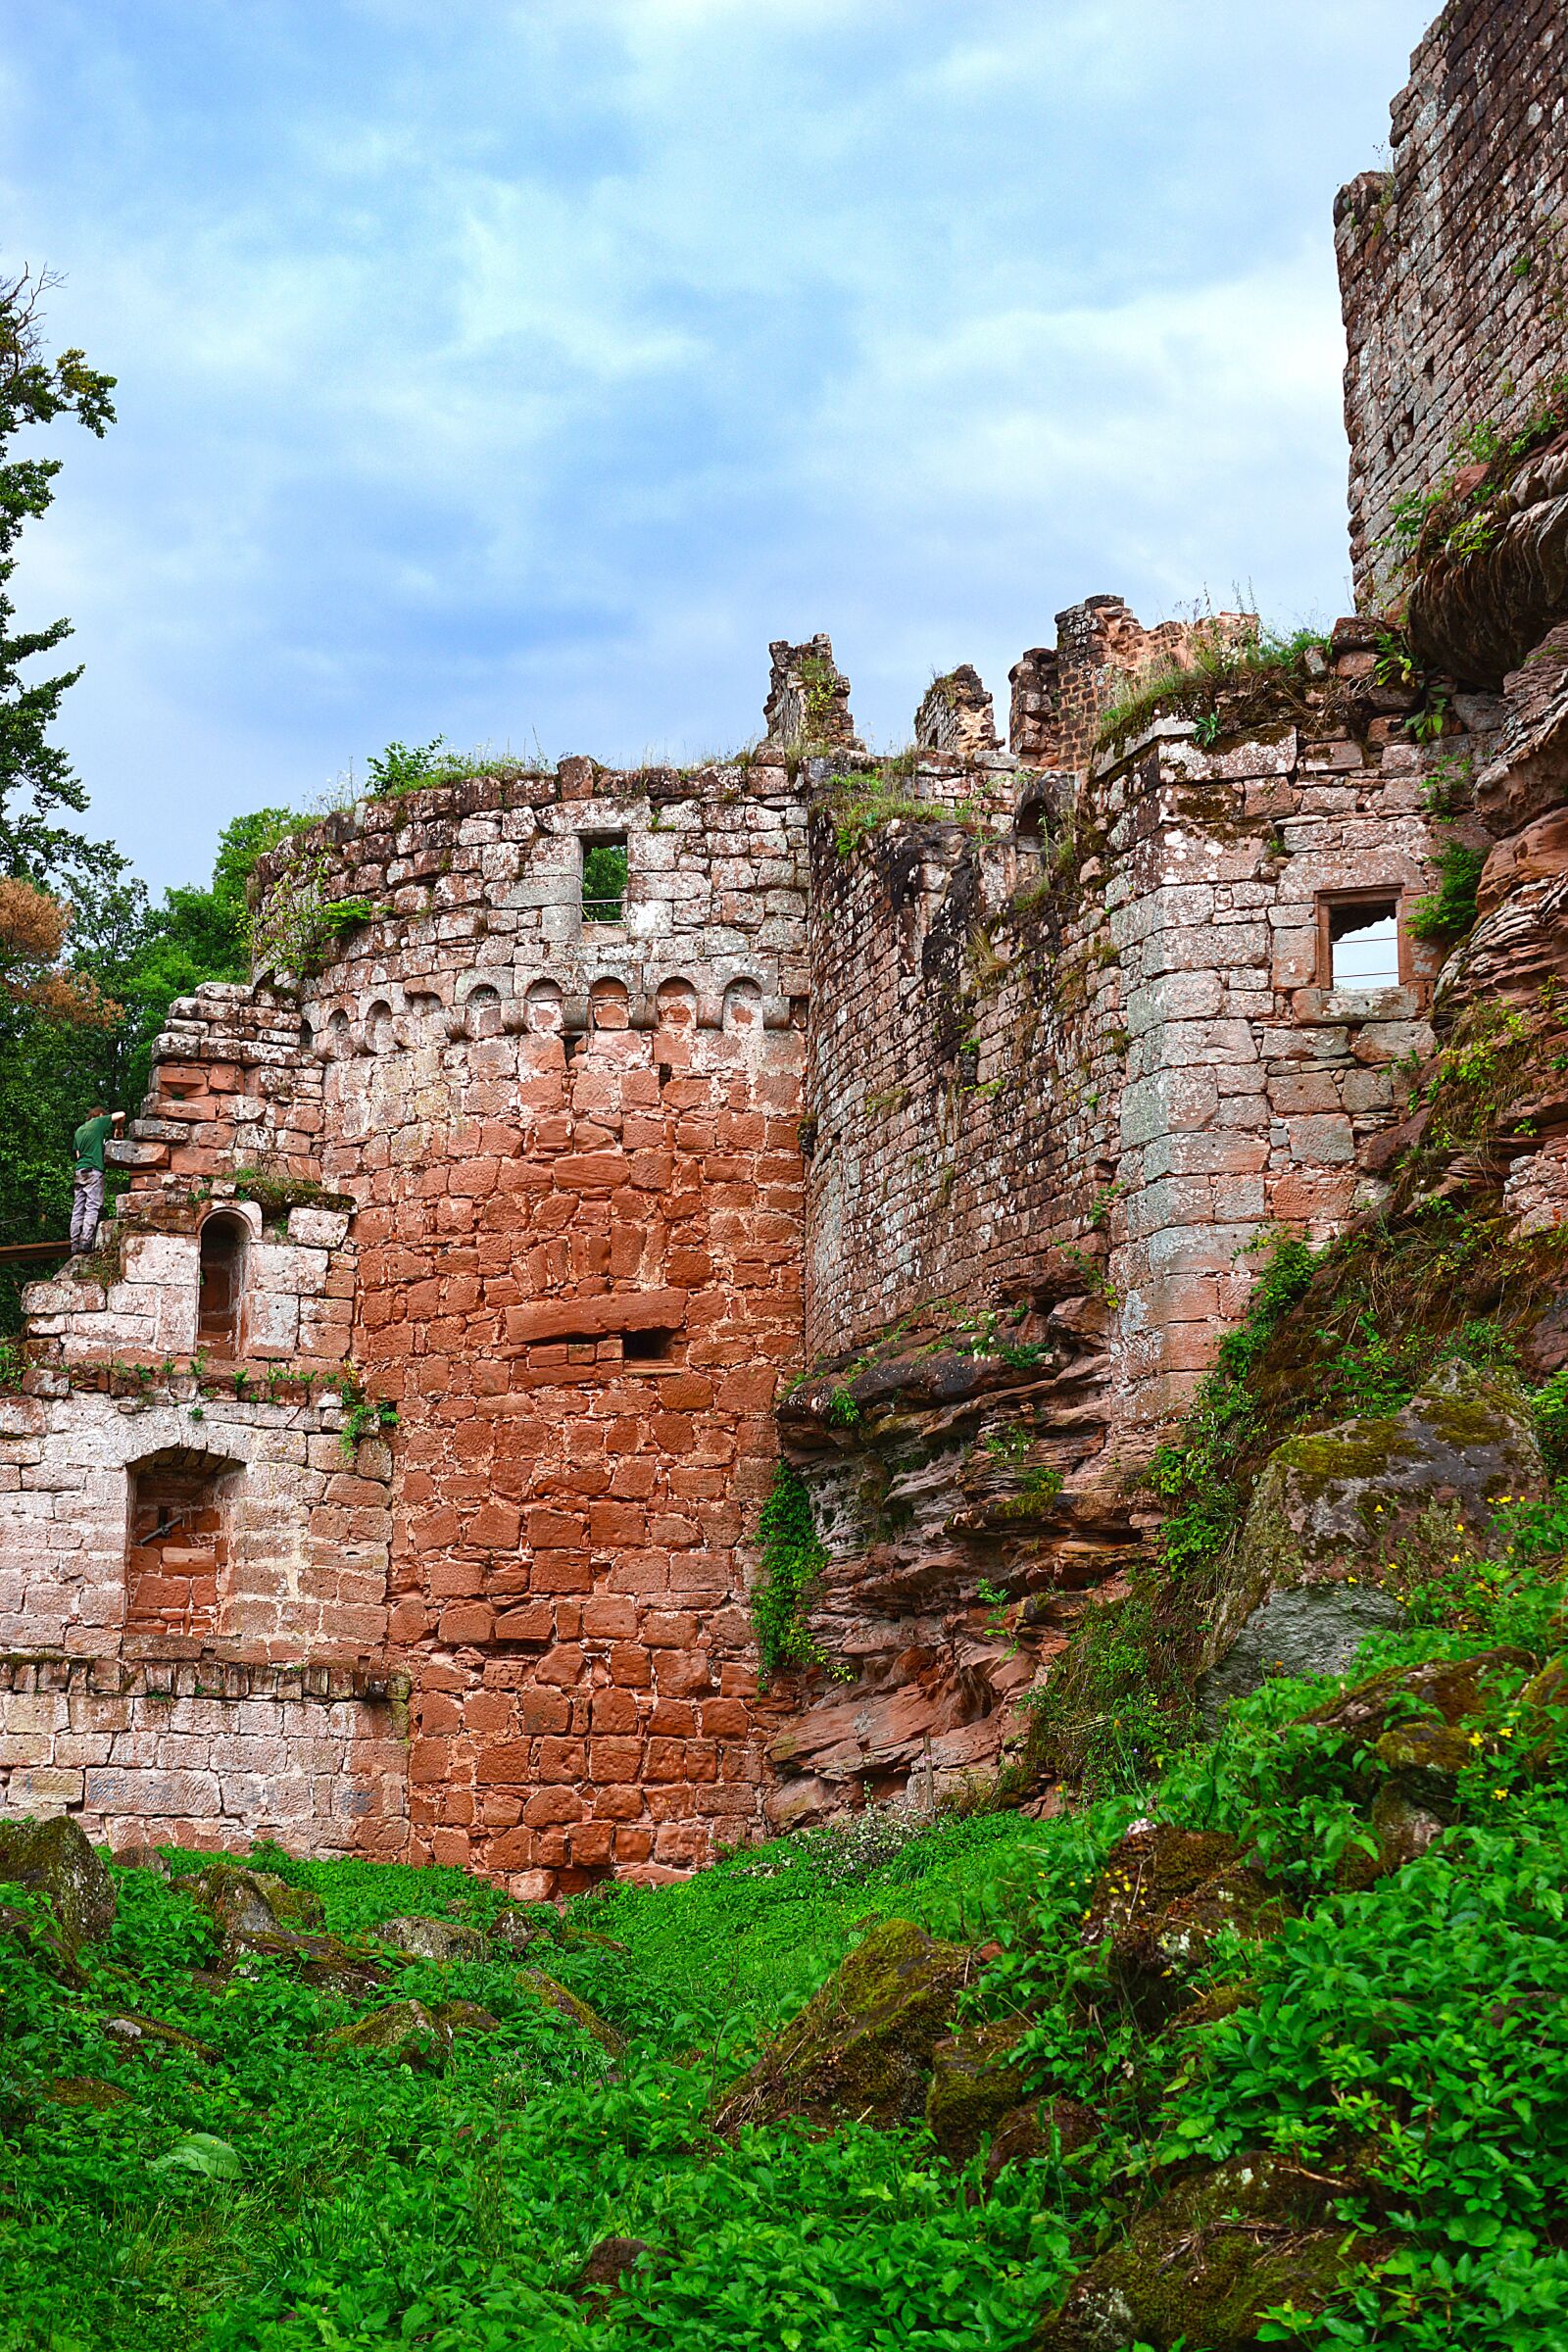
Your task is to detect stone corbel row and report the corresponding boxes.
[309,966,791,1057]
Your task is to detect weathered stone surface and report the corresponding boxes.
[514,1970,624,2056]
[319,1999,453,2068]
[185,1863,325,1936]
[101,2009,216,2061]
[924,2016,1030,2163]
[1339,2,1568,593]
[0,1815,116,1948]
[1034,2154,1373,2351]
[1080,1824,1289,2030]
[1198,1366,1542,1726]
[982,2096,1098,2190]
[713,1920,974,2134]
[373,1914,488,1964]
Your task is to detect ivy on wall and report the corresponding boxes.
[751,1462,830,1684]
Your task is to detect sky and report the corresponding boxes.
[1,0,1435,896]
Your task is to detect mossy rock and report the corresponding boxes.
[42,2075,132,2111]
[185,1863,324,1937]
[100,2010,216,2062]
[925,2016,1029,2163]
[435,1999,501,2036]
[1082,1825,1244,1941]
[1198,1365,1543,1728]
[1106,1867,1291,2032]
[515,1970,625,2056]
[1337,1785,1447,1892]
[712,1919,974,2134]
[223,1926,386,1999]
[1033,2153,1375,2350]
[1307,1645,1533,1751]
[489,1905,562,1957]
[318,1999,453,2068]
[982,2096,1098,2192]
[0,1899,89,1989]
[374,1913,489,1964]
[0,1815,117,1949]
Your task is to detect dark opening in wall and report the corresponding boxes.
[1320,892,1403,991]
[197,1214,248,1360]
[125,1449,238,1643]
[623,1326,676,1362]
[581,835,628,925]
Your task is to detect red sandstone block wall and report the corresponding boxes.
[1339,0,1568,591]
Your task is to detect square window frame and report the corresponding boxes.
[578,831,629,929]
[1316,887,1410,993]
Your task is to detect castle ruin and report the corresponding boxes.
[2,0,1565,1897]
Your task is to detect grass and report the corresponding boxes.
[9,1565,1568,2348]
[1095,622,1331,758]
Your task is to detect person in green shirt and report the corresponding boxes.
[70,1105,124,1253]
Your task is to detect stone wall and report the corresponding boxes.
[0,1653,408,1854]
[1338,0,1568,594]
[258,754,809,1893]
[775,616,1452,1821]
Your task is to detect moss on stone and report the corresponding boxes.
[924,2016,1029,2164]
[515,1969,625,2056]
[712,1919,973,2135]
[1035,2153,1374,2351]
[0,1815,117,1950]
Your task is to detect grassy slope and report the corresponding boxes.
[4,1588,1568,2352]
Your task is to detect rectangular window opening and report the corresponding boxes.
[623,1327,676,1361]
[1324,895,1402,992]
[581,834,628,925]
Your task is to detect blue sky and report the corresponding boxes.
[2,0,1433,894]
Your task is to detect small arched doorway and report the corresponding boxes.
[125,1447,242,1642]
[197,1214,248,1361]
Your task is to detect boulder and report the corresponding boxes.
[319,1999,454,2068]
[222,1927,386,2000]
[489,1905,561,1957]
[112,1844,170,1877]
[436,1999,501,2036]
[100,2010,216,2062]
[374,1914,489,1964]
[514,1970,625,2056]
[41,2076,132,2111]
[1198,1366,1542,1727]
[925,2016,1030,2163]
[184,1863,324,1936]
[983,2096,1098,2191]
[712,1919,974,2134]
[570,2237,664,2315]
[1033,2154,1376,2351]
[0,1900,88,1989]
[0,1815,117,1949]
[1080,1826,1289,2031]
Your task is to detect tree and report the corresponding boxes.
[0,264,116,895]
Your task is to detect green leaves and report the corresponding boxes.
[150,2132,243,2181]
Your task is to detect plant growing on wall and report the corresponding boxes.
[752,1461,831,1683]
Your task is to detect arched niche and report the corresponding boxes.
[590,977,630,1031]
[524,978,564,1035]
[465,982,505,1040]
[197,1212,249,1361]
[722,977,763,1033]
[655,977,699,1034]
[365,1001,395,1055]
[124,1446,243,1642]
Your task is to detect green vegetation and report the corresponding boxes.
[750,1461,832,1682]
[581,840,628,923]
[0,1816,1067,2352]
[9,1518,1568,2347]
[1408,840,1487,947]
[1095,622,1330,757]
[1386,371,1568,578]
[365,737,550,799]
[820,763,963,858]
